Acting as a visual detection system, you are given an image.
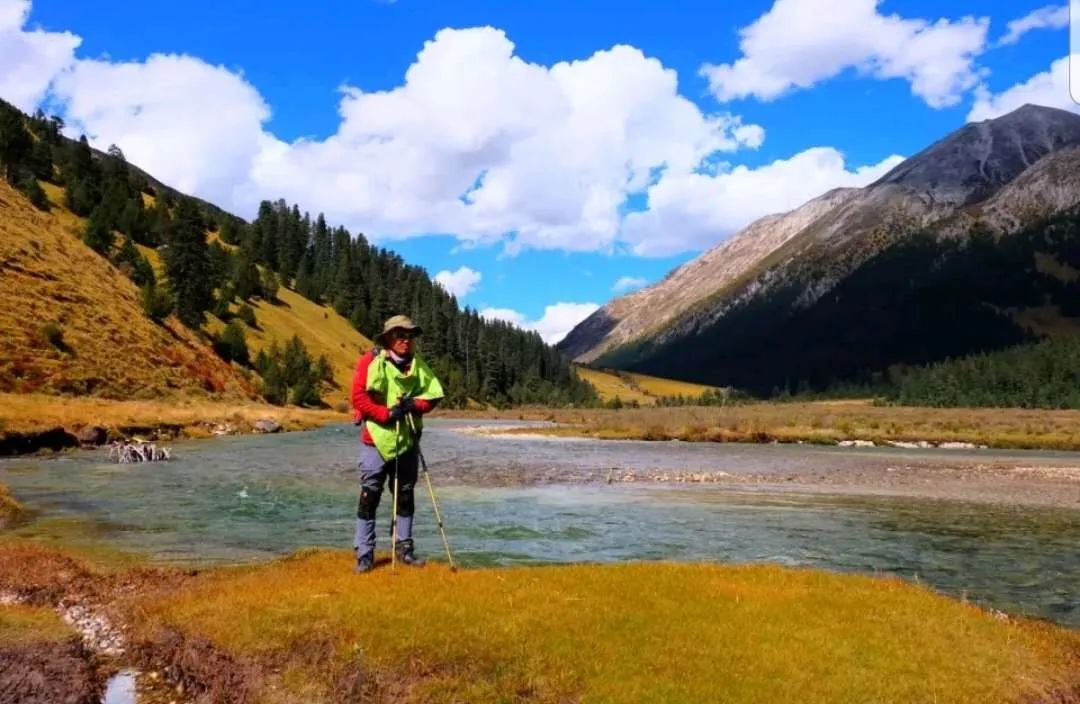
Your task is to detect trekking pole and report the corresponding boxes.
[391,419,401,571]
[408,414,456,572]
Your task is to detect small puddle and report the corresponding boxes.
[101,669,138,704]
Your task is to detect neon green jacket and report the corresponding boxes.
[364,350,444,460]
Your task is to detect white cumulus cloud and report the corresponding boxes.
[433,266,482,299]
[18,22,764,255]
[51,54,271,207]
[480,302,599,344]
[612,276,648,293]
[0,0,79,111]
[622,147,904,256]
[967,57,1078,122]
[244,28,763,254]
[2,2,920,284]
[701,0,989,108]
[996,4,1069,46]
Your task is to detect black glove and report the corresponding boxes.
[387,403,405,424]
[398,395,417,414]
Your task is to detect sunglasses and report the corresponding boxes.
[390,330,419,340]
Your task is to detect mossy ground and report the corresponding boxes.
[126,550,1080,704]
[1,515,1077,703]
[0,604,74,645]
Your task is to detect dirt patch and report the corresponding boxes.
[0,542,101,605]
[132,627,262,704]
[0,636,104,704]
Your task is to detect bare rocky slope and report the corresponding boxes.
[559,187,861,362]
[559,104,1080,391]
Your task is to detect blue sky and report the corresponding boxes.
[4,0,1077,341]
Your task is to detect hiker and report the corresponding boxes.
[350,315,445,573]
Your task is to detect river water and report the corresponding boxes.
[1,420,1077,626]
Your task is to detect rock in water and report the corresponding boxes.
[253,419,282,434]
[76,426,107,447]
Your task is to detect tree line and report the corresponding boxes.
[882,335,1080,409]
[233,199,595,407]
[0,98,596,408]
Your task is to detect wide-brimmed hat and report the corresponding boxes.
[378,315,423,345]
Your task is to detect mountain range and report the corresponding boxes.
[559,104,1080,393]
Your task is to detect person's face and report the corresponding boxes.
[389,329,415,356]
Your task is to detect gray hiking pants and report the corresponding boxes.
[354,443,418,559]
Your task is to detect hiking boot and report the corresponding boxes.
[355,552,375,574]
[395,540,425,567]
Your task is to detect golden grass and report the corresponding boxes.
[213,285,373,408]
[0,483,26,529]
[575,367,718,406]
[456,402,1080,451]
[132,550,1080,704]
[574,367,654,405]
[625,370,720,398]
[0,392,345,437]
[0,180,256,401]
[0,604,74,645]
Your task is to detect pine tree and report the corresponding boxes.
[66,135,96,183]
[164,199,213,328]
[83,206,114,253]
[232,252,261,301]
[236,303,258,328]
[294,250,318,300]
[208,242,233,283]
[219,218,242,245]
[141,282,173,321]
[256,201,279,268]
[29,139,53,181]
[214,320,250,365]
[65,179,98,217]
[0,104,31,183]
[261,269,280,302]
[147,198,171,243]
[314,354,334,384]
[312,214,332,297]
[115,235,155,286]
[20,177,49,211]
[122,198,151,244]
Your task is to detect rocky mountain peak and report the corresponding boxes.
[560,104,1080,365]
[869,104,1080,206]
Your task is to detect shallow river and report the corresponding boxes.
[2,420,1077,626]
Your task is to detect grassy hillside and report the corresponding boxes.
[0,180,256,400]
[576,367,718,405]
[208,286,373,408]
[2,177,371,409]
[138,228,375,407]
